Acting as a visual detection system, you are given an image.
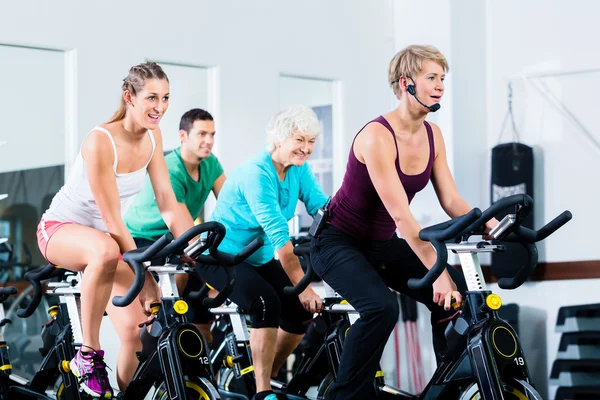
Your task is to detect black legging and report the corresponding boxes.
[310,224,467,400]
[197,259,313,334]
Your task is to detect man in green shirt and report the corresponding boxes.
[125,108,225,341]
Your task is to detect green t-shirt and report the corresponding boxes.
[124,147,224,241]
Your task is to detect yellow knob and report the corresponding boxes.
[224,355,234,368]
[486,294,502,310]
[340,300,349,305]
[61,360,71,373]
[48,305,60,318]
[173,300,189,315]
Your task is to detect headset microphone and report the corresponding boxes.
[405,79,441,112]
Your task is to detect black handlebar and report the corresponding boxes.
[153,221,222,261]
[508,210,572,243]
[191,225,263,308]
[114,222,263,309]
[112,233,174,307]
[190,244,265,309]
[283,243,313,296]
[411,194,572,290]
[17,264,66,318]
[0,286,17,303]
[139,220,263,309]
[407,207,483,290]
[462,194,533,236]
[496,209,572,289]
[0,243,33,269]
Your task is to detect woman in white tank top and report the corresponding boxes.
[36,62,194,397]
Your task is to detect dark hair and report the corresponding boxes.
[179,108,214,133]
[107,62,169,123]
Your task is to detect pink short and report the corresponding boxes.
[37,219,74,265]
[37,219,123,265]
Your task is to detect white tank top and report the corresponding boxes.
[43,126,156,232]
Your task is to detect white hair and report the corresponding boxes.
[266,105,322,152]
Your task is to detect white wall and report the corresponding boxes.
[449,0,600,263]
[279,75,333,109]
[485,0,600,263]
[0,0,393,179]
[450,0,488,211]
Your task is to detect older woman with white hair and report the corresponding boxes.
[198,105,328,400]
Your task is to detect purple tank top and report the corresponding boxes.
[329,116,435,240]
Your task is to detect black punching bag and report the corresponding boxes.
[490,143,534,279]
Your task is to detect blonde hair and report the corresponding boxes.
[107,62,169,123]
[388,45,449,99]
[266,105,322,152]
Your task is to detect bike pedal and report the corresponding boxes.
[232,354,244,362]
[138,315,158,328]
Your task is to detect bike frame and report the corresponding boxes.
[26,272,87,400]
[415,241,536,399]
[121,262,220,400]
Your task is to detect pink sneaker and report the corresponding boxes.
[70,347,113,398]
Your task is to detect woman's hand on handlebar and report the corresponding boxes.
[139,272,162,316]
[482,217,500,240]
[299,287,323,314]
[433,272,462,311]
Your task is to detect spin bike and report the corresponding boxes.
[111,221,263,400]
[16,263,95,399]
[0,285,59,399]
[291,194,571,399]
[16,221,262,400]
